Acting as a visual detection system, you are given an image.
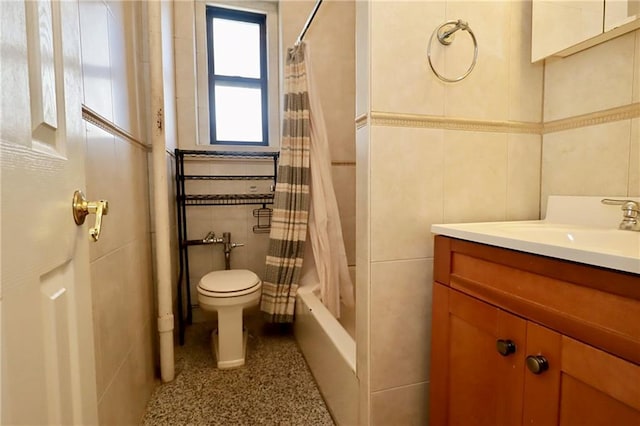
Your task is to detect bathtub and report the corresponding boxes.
[294,285,358,425]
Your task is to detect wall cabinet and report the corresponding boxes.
[532,0,640,62]
[430,236,640,425]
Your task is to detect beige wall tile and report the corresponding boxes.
[109,3,140,138]
[541,120,632,206]
[244,228,271,279]
[355,126,371,424]
[79,1,113,121]
[444,2,510,121]
[332,165,356,265]
[174,36,196,101]
[86,124,120,262]
[311,4,355,163]
[97,324,155,426]
[174,1,195,40]
[508,0,544,123]
[370,259,433,391]
[356,0,369,119]
[443,130,508,223]
[371,382,429,426]
[544,33,636,121]
[507,133,542,220]
[126,322,157,424]
[628,118,640,196]
[370,1,445,116]
[91,249,129,397]
[634,30,640,103]
[281,0,355,163]
[177,96,198,148]
[122,240,154,338]
[370,126,444,262]
[115,137,149,241]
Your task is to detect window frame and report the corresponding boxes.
[205,5,269,146]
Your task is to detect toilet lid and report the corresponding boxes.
[198,269,262,297]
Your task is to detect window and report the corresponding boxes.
[206,6,268,146]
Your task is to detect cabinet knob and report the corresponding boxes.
[526,355,549,374]
[496,339,517,356]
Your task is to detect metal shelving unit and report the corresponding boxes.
[174,149,279,344]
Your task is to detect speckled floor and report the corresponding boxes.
[141,316,335,426]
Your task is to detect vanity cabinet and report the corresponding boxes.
[531,0,640,62]
[429,236,640,425]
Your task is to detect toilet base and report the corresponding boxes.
[211,327,249,369]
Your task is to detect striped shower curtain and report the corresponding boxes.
[260,43,311,323]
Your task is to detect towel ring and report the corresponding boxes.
[427,20,478,83]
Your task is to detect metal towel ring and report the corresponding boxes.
[427,19,478,83]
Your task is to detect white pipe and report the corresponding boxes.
[147,0,174,383]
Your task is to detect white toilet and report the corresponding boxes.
[197,269,262,369]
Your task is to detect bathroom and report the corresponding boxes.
[1,0,638,425]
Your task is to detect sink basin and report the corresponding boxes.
[431,195,640,275]
[479,222,638,256]
[431,220,640,274]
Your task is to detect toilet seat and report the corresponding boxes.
[197,269,261,298]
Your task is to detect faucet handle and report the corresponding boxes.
[601,198,639,212]
[601,198,640,231]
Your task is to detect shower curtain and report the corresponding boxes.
[260,41,354,323]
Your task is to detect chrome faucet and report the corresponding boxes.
[222,232,244,270]
[202,231,223,244]
[601,199,640,231]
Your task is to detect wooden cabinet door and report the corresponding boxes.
[430,285,527,426]
[558,336,640,425]
[523,322,640,426]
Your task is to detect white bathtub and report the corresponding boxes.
[294,285,358,425]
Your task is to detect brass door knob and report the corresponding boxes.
[496,339,517,356]
[526,355,549,374]
[72,190,109,242]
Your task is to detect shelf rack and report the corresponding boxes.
[175,149,279,344]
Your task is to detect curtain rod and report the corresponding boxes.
[294,0,323,46]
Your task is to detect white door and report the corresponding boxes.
[1,1,99,424]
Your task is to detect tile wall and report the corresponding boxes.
[79,1,156,424]
[356,1,543,424]
[541,30,640,206]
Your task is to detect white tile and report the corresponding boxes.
[628,118,639,196]
[544,32,636,121]
[444,1,510,121]
[541,120,632,205]
[443,130,509,223]
[176,96,198,149]
[91,248,129,397]
[507,133,542,220]
[508,0,544,123]
[79,1,113,121]
[370,1,445,116]
[174,36,196,100]
[86,124,119,262]
[174,0,195,40]
[370,126,444,262]
[370,259,433,391]
[371,382,429,426]
[332,165,356,265]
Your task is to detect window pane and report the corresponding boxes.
[215,85,263,142]
[213,17,261,78]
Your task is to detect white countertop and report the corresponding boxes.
[431,196,640,275]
